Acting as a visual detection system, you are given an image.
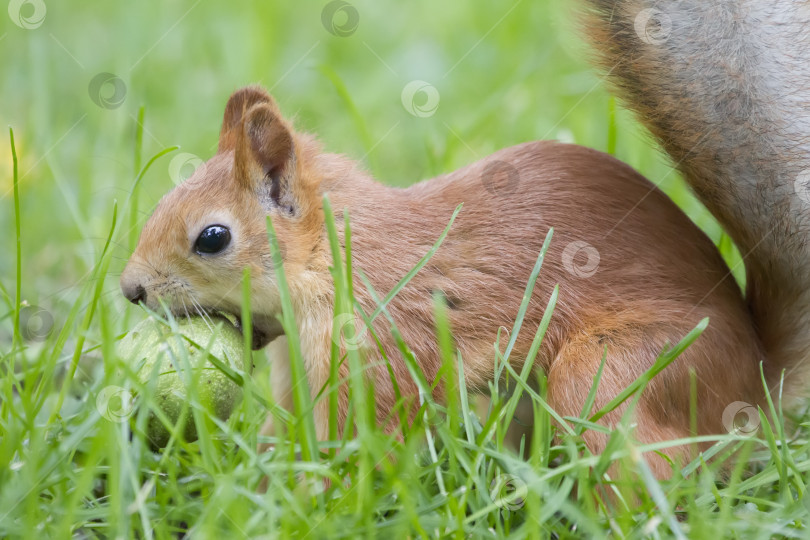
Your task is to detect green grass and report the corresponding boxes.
[0,0,806,537]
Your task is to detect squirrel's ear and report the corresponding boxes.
[218,86,275,153]
[233,103,296,208]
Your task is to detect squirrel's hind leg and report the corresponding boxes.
[546,330,698,481]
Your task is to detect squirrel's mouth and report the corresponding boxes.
[177,304,283,350]
[230,313,284,350]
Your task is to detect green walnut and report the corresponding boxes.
[117,315,245,448]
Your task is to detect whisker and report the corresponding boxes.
[189,295,214,331]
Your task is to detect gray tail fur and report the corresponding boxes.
[583,0,810,394]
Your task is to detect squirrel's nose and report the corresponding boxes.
[121,282,147,305]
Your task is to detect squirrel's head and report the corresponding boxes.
[120,86,327,349]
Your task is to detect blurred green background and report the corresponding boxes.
[1,0,726,336]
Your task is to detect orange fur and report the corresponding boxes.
[121,86,766,477]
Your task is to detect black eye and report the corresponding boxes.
[195,225,231,255]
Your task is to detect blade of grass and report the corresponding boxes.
[321,197,381,518]
[127,106,147,254]
[631,445,687,540]
[48,201,118,425]
[606,95,617,156]
[322,196,353,447]
[501,283,558,431]
[369,204,462,322]
[319,65,376,170]
[589,318,709,423]
[240,267,254,372]
[501,228,553,363]
[266,216,318,464]
[576,346,607,433]
[125,145,178,248]
[10,127,21,348]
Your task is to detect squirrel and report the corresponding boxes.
[120,0,810,478]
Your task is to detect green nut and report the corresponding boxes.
[117,315,245,448]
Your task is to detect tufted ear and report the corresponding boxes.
[233,102,297,213]
[217,86,275,153]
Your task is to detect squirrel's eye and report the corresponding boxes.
[195,225,231,255]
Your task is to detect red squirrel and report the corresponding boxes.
[120,0,810,477]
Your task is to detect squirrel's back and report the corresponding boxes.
[584,0,810,395]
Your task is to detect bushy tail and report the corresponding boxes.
[583,0,810,394]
